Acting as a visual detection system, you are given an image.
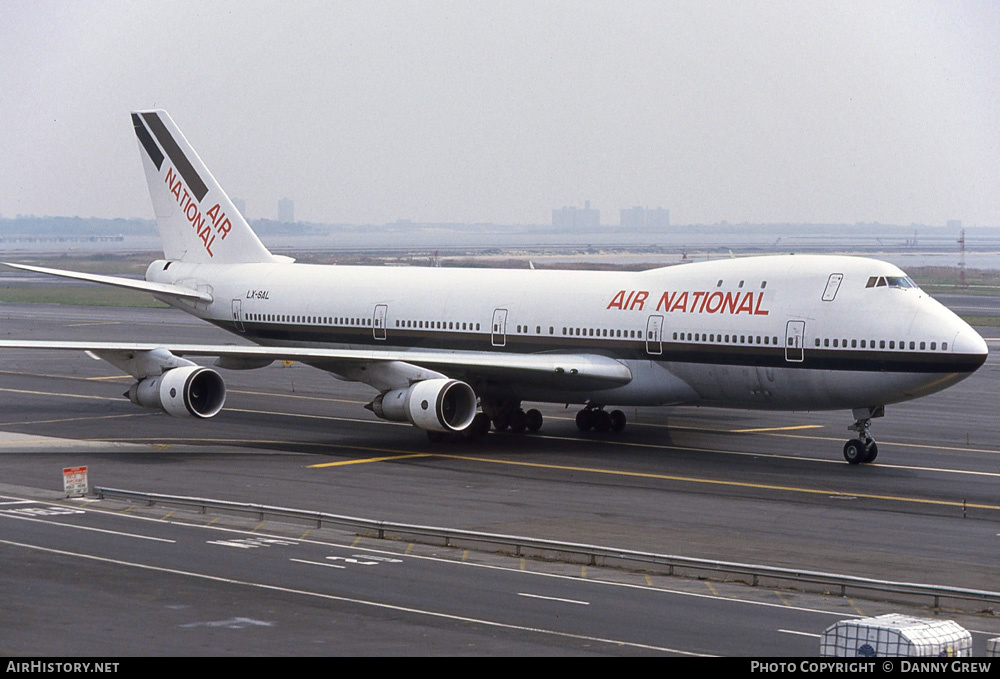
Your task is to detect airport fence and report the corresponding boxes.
[94,485,1000,612]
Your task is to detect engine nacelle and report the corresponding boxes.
[127,366,226,419]
[368,378,477,433]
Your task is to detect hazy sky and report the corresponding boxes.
[1,1,998,226]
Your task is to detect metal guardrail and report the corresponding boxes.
[95,486,1000,611]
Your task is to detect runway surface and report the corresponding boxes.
[1,301,999,656]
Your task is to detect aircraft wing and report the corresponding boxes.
[0,340,633,391]
[1,263,213,303]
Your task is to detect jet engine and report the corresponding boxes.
[126,366,226,418]
[367,378,477,432]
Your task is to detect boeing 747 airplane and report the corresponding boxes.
[1,111,988,463]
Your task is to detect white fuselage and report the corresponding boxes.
[146,253,988,413]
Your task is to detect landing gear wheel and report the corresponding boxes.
[509,409,528,434]
[463,413,491,440]
[593,409,612,433]
[492,412,510,432]
[609,409,627,433]
[846,408,881,464]
[575,409,594,431]
[843,439,866,465]
[525,408,543,432]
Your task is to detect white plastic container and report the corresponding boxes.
[821,614,971,657]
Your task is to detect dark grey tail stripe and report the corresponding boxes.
[140,111,209,202]
[131,113,164,170]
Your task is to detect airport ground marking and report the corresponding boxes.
[290,557,345,569]
[309,452,434,467]
[0,386,116,401]
[0,537,708,656]
[728,425,823,434]
[7,379,1000,458]
[21,493,887,621]
[0,510,176,542]
[231,407,409,427]
[848,599,866,617]
[427,452,1000,512]
[66,321,129,328]
[0,412,150,429]
[518,592,590,606]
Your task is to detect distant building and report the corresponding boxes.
[620,206,670,230]
[278,197,294,223]
[552,200,600,228]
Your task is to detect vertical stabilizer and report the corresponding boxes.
[131,110,277,264]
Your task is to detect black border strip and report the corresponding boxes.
[131,113,163,170]
[217,319,988,375]
[140,111,209,202]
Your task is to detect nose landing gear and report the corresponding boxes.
[843,406,883,464]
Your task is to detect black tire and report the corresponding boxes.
[525,408,543,432]
[863,442,878,463]
[509,409,527,434]
[493,412,510,432]
[463,413,491,440]
[575,409,594,431]
[593,410,612,433]
[609,409,627,432]
[843,439,865,464]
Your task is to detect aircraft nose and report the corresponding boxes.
[953,327,989,369]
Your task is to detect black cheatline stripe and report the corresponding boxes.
[131,113,163,170]
[140,111,209,202]
[220,320,987,375]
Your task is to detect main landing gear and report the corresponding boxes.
[491,407,544,434]
[575,406,627,434]
[426,398,630,443]
[843,406,883,465]
[472,397,544,438]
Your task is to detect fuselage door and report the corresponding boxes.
[373,304,388,341]
[785,320,805,362]
[492,308,508,347]
[645,315,663,355]
[822,273,844,302]
[231,299,245,333]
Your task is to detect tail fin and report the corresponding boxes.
[131,110,277,264]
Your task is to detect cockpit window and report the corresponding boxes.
[866,275,918,289]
